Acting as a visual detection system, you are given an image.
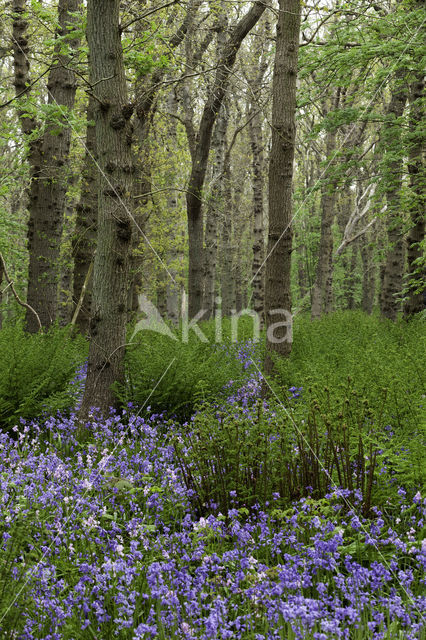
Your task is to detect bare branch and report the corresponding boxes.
[121,0,180,32]
[0,253,42,331]
[71,259,94,327]
[0,68,51,109]
[334,218,378,257]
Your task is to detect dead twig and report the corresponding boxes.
[0,252,42,332]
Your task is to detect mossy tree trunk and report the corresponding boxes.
[404,74,425,316]
[72,97,98,334]
[18,0,80,332]
[380,71,407,321]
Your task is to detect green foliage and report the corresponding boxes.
[273,311,426,494]
[173,399,284,514]
[0,324,87,431]
[116,317,259,419]
[274,311,424,409]
[174,312,425,515]
[173,390,389,516]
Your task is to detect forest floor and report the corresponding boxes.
[0,311,425,639]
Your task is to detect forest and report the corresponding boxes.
[0,0,425,638]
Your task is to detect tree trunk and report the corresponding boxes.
[58,190,77,326]
[360,229,376,314]
[11,0,41,328]
[79,0,134,419]
[380,72,407,321]
[247,26,269,324]
[311,178,337,317]
[166,240,182,326]
[22,0,80,332]
[220,158,234,316]
[122,2,201,319]
[0,258,3,330]
[404,74,425,316]
[165,186,181,326]
[311,95,340,320]
[203,101,228,318]
[231,179,244,313]
[249,108,265,324]
[11,0,42,190]
[165,88,183,325]
[297,241,308,302]
[264,0,301,375]
[186,0,268,319]
[129,78,153,320]
[345,243,358,310]
[157,281,167,318]
[72,98,98,334]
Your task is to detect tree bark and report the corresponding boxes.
[157,281,167,318]
[186,0,269,319]
[203,102,228,318]
[311,94,340,320]
[247,25,269,324]
[338,187,358,310]
[360,228,376,314]
[11,0,42,178]
[404,74,425,316]
[129,77,153,320]
[220,157,234,316]
[79,0,134,419]
[203,14,228,319]
[380,72,407,321]
[0,258,3,330]
[21,0,80,332]
[297,241,308,303]
[264,0,301,375]
[165,88,183,325]
[166,233,182,326]
[345,243,358,310]
[58,190,77,326]
[72,98,98,334]
[126,1,202,319]
[249,108,266,324]
[231,177,244,313]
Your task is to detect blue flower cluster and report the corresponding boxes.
[0,401,425,640]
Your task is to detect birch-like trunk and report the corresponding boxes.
[297,241,308,303]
